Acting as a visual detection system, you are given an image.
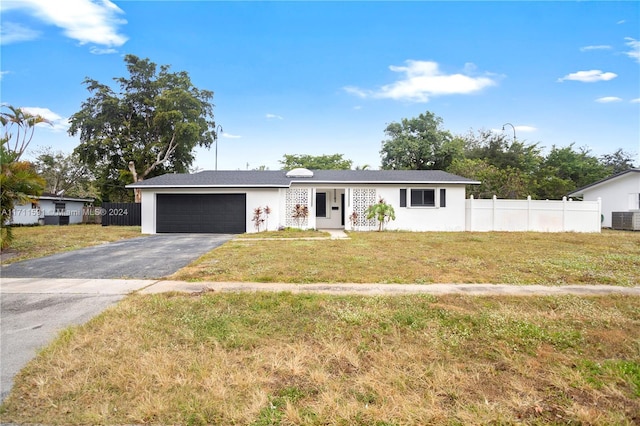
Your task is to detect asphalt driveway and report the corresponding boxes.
[1,233,234,279]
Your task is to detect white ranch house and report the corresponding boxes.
[569,168,640,228]
[128,169,479,234]
[10,194,94,226]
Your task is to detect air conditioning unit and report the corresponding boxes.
[612,211,640,231]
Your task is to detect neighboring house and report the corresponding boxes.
[127,169,479,234]
[568,168,640,228]
[11,193,94,226]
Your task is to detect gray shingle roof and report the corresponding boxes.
[127,169,480,188]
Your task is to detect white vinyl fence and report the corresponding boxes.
[465,196,602,233]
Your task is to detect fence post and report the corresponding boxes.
[492,195,497,231]
[527,195,532,231]
[467,195,474,231]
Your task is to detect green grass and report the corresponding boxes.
[173,230,640,285]
[1,293,638,425]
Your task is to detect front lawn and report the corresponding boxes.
[1,225,142,264]
[173,230,640,286]
[1,293,638,425]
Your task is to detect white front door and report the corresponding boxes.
[315,189,345,229]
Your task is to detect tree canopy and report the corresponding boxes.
[68,54,216,202]
[34,148,96,199]
[379,110,637,200]
[380,111,463,170]
[280,154,353,170]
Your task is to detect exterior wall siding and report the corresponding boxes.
[578,173,640,228]
[140,188,282,234]
[10,200,87,225]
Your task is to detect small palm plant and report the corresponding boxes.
[365,198,396,231]
[252,207,265,231]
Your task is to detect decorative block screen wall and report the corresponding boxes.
[285,188,310,228]
[352,188,377,229]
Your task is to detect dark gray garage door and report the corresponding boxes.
[156,194,246,233]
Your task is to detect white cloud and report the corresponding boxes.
[623,37,640,62]
[514,125,537,133]
[344,60,497,103]
[0,21,41,45]
[222,133,241,139]
[595,96,623,103]
[265,113,283,120]
[557,70,617,83]
[579,45,612,52]
[0,71,10,80]
[22,107,69,132]
[89,46,117,55]
[630,98,640,103]
[1,0,127,47]
[617,20,626,24]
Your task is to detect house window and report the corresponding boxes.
[54,202,66,213]
[316,192,327,218]
[411,189,435,207]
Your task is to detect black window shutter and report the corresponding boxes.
[316,192,327,218]
[440,188,446,207]
[400,189,407,207]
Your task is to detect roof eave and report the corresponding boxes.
[126,184,290,189]
[291,180,481,185]
[127,180,481,189]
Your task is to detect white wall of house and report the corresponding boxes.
[140,184,469,234]
[340,184,467,232]
[10,199,87,225]
[466,196,601,232]
[140,188,283,234]
[376,185,466,232]
[576,173,640,228]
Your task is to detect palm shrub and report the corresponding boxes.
[365,198,396,231]
[0,139,45,248]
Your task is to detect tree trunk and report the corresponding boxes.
[128,161,142,203]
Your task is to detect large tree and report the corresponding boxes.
[69,55,216,202]
[380,111,463,170]
[280,153,353,170]
[33,148,96,199]
[600,148,637,175]
[462,129,541,175]
[540,144,609,193]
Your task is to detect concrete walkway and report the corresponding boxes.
[138,280,640,296]
[3,277,639,297]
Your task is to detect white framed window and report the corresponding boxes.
[400,188,446,208]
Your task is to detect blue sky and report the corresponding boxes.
[1,0,639,171]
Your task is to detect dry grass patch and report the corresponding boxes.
[1,225,142,264]
[174,230,640,285]
[2,293,639,425]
